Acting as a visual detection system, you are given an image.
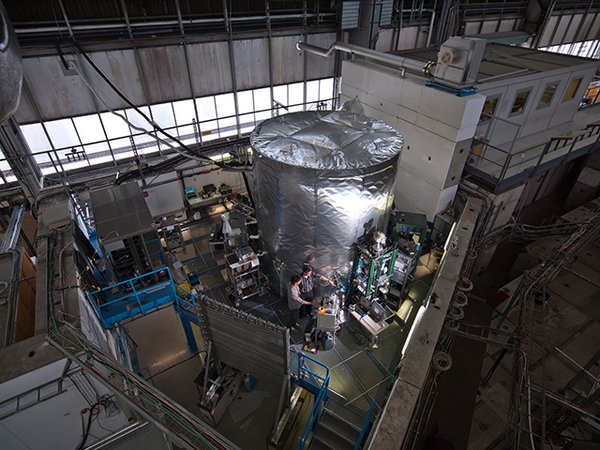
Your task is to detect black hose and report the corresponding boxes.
[72,42,222,169]
[75,401,100,450]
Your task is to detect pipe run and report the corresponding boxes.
[296,41,432,76]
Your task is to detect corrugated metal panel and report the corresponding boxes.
[233,39,270,91]
[13,84,38,124]
[340,1,360,30]
[305,33,336,81]
[564,14,584,44]
[480,21,499,34]
[538,15,558,47]
[271,34,305,85]
[89,49,147,108]
[498,19,517,33]
[90,183,155,242]
[197,298,289,384]
[552,15,571,46]
[379,0,394,27]
[464,22,481,36]
[587,14,600,41]
[375,28,394,51]
[14,33,336,122]
[187,41,233,97]
[21,56,97,122]
[581,15,596,42]
[137,46,191,104]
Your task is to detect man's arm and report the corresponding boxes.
[318,274,335,285]
[291,286,311,307]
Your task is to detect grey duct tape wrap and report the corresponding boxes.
[251,111,403,288]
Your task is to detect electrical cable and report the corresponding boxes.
[40,232,222,450]
[76,399,101,450]
[71,62,212,166]
[71,42,223,168]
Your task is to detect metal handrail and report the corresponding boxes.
[354,400,376,450]
[468,123,600,184]
[88,267,199,327]
[295,352,330,450]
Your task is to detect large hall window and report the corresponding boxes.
[13,78,337,181]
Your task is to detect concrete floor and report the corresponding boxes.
[123,200,436,449]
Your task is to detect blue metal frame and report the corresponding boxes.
[426,80,478,96]
[172,284,201,354]
[89,267,198,328]
[293,352,330,450]
[354,400,376,450]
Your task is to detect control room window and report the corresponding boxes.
[563,77,583,101]
[479,96,499,122]
[510,90,530,116]
[538,83,558,109]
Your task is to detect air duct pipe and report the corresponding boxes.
[296,41,433,76]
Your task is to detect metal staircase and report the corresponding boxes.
[309,402,364,450]
[290,350,376,450]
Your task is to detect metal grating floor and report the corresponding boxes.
[129,206,437,449]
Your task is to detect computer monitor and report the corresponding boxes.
[369,301,386,322]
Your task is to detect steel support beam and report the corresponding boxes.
[223,0,241,137]
[0,118,42,204]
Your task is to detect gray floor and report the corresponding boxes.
[126,201,437,449]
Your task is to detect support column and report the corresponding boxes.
[0,118,42,205]
[178,313,199,355]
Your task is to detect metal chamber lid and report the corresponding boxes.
[250,111,403,170]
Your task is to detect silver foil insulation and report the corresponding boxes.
[251,111,403,287]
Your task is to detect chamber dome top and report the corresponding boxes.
[250,111,403,171]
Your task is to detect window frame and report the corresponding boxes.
[537,81,560,110]
[509,88,532,117]
[479,95,501,122]
[563,77,584,102]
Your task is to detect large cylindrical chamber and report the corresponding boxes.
[251,111,403,286]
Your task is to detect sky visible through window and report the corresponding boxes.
[1,78,337,184]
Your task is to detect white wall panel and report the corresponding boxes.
[498,19,516,33]
[548,68,595,127]
[272,34,304,85]
[21,57,97,122]
[233,39,270,90]
[480,21,499,34]
[341,60,484,220]
[588,13,600,41]
[551,15,570,46]
[137,46,191,104]
[13,85,38,124]
[187,41,233,96]
[89,49,147,107]
[564,14,584,43]
[140,175,185,218]
[464,22,480,35]
[538,16,559,47]
[580,14,596,42]
[305,33,336,80]
[376,29,394,51]
[396,27,419,50]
